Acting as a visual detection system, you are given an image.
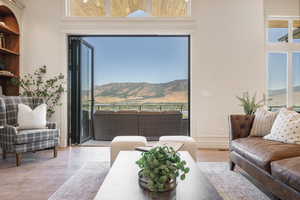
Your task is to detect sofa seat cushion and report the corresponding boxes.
[15,129,59,144]
[271,157,300,191]
[231,137,300,172]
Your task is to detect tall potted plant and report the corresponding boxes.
[236,92,266,115]
[11,66,65,118]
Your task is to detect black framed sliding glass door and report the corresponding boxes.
[69,37,94,144]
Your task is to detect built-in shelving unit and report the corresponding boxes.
[0,5,20,96]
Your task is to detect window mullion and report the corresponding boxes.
[186,0,192,16]
[146,0,152,16]
[287,51,293,107]
[288,20,293,43]
[105,0,111,16]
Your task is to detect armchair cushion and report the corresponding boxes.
[15,129,59,144]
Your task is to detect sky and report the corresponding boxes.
[268,28,300,90]
[83,36,189,86]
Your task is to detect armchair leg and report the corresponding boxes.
[16,153,21,167]
[53,146,58,158]
[2,149,6,160]
[229,161,236,171]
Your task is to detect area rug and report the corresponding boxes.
[49,162,270,200]
[198,162,270,200]
[48,162,110,200]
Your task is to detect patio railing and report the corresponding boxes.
[94,103,188,112]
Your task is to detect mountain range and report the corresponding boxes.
[94,79,188,104]
[269,85,300,96]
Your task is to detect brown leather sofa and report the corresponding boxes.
[229,115,300,200]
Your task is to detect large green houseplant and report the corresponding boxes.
[12,66,65,118]
[136,146,190,192]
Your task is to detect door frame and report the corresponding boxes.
[68,36,95,144]
[68,35,191,145]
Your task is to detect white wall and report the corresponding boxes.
[191,0,265,148]
[264,0,299,16]
[20,0,266,149]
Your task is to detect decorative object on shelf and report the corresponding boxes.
[0,70,14,77]
[11,66,65,118]
[236,92,266,115]
[0,33,6,48]
[136,146,190,192]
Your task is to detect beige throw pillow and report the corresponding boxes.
[249,107,277,137]
[264,108,300,144]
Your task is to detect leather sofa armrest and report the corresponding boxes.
[229,115,254,142]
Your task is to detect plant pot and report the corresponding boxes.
[138,170,177,192]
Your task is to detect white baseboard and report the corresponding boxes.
[193,136,229,149]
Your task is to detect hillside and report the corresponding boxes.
[94,79,188,104]
[269,86,300,106]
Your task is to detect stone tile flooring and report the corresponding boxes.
[0,147,228,200]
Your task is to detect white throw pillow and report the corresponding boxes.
[17,103,47,130]
[249,107,278,137]
[264,108,300,144]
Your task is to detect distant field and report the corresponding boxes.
[94,103,189,118]
[269,92,300,107]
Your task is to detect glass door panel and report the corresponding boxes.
[69,37,94,144]
[80,42,94,143]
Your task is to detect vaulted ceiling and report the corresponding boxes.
[70,0,188,17]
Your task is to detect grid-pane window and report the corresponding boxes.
[68,0,190,17]
[111,0,148,17]
[293,20,300,43]
[293,53,300,109]
[70,0,105,16]
[152,0,188,17]
[268,20,288,43]
[268,53,288,107]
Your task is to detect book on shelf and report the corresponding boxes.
[0,70,14,77]
[0,33,5,48]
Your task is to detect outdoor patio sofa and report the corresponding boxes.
[93,110,185,140]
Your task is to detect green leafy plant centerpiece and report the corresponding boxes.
[11,66,65,118]
[236,92,266,115]
[136,146,190,192]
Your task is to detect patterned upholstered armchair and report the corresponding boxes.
[0,96,59,166]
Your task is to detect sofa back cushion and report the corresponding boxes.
[264,108,300,144]
[250,108,278,137]
[3,97,44,126]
